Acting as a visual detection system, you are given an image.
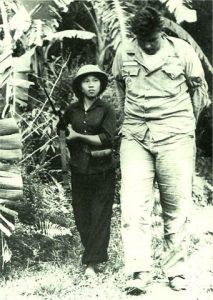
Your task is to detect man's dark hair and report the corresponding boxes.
[130,6,164,38]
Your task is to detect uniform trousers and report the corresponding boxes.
[120,131,195,277]
[71,168,115,265]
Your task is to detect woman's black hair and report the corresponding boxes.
[130,6,164,38]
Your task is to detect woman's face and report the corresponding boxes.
[81,75,101,99]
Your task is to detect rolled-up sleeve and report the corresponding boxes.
[99,105,116,147]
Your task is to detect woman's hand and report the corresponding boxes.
[66,124,102,146]
[66,125,79,140]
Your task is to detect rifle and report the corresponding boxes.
[42,83,70,190]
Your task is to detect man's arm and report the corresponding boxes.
[184,44,210,122]
[114,79,126,119]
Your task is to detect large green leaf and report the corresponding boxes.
[12,48,35,108]
[9,4,31,41]
[84,0,133,65]
[0,161,21,237]
[44,29,96,41]
[160,0,197,23]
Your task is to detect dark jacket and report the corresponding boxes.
[57,98,116,174]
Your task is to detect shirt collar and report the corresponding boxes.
[77,97,103,111]
[129,34,179,73]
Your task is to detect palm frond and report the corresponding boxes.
[109,0,128,43]
[164,18,213,74]
[101,0,132,50]
[0,204,17,237]
[0,160,21,238]
[35,219,72,239]
[42,176,70,214]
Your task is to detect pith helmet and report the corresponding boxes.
[72,64,108,97]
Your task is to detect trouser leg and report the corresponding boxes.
[120,138,155,275]
[156,136,195,278]
[71,172,91,248]
[82,169,115,264]
[72,170,115,265]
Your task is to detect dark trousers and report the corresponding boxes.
[71,168,115,265]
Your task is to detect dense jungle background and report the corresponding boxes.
[0,1,212,299]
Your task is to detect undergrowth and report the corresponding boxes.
[0,149,212,299]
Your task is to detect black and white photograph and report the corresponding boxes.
[0,1,212,299]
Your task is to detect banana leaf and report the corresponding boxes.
[164,17,213,74]
[44,29,96,41]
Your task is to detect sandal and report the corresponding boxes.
[125,272,152,295]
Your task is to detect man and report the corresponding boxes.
[112,6,210,295]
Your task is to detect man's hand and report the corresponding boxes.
[187,76,202,89]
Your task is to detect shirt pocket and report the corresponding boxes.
[122,61,140,77]
[161,64,185,96]
[162,64,183,79]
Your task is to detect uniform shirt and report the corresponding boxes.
[112,35,209,142]
[59,98,116,174]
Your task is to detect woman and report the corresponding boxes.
[58,65,116,276]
